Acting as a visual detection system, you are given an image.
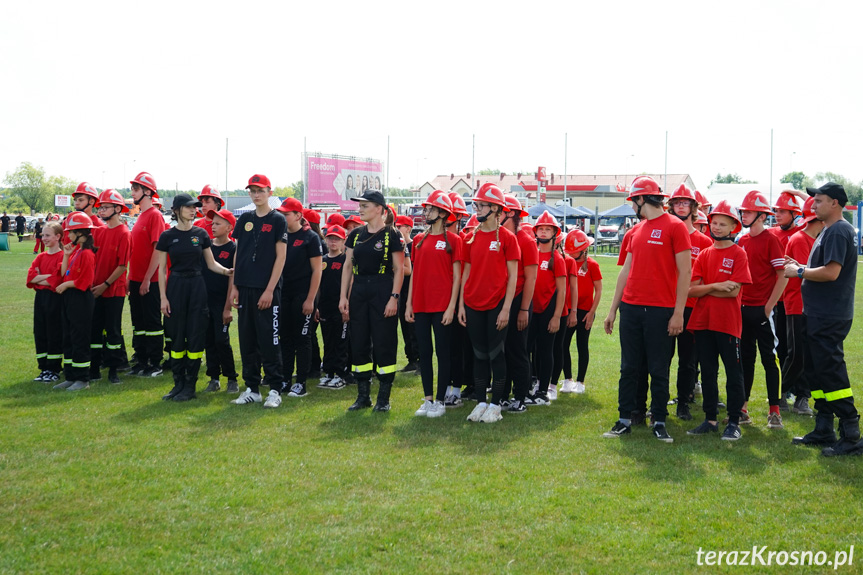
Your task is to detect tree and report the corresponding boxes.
[273,181,303,200]
[709,173,757,186]
[813,172,863,205]
[477,169,501,175]
[779,171,813,191]
[3,162,50,213]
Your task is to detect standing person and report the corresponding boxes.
[201,209,240,394]
[339,189,404,412]
[90,190,131,385]
[194,185,225,239]
[33,217,44,253]
[780,197,820,416]
[405,190,462,418]
[26,221,64,383]
[603,176,691,443]
[694,211,709,235]
[459,183,519,423]
[15,211,26,242]
[786,182,862,456]
[318,225,351,389]
[72,182,106,228]
[304,207,325,379]
[275,197,323,400]
[395,214,420,373]
[343,215,363,233]
[686,201,751,441]
[443,191,473,406]
[52,212,97,390]
[525,211,566,406]
[737,190,788,428]
[229,175,288,408]
[127,172,165,377]
[560,230,602,394]
[157,194,233,401]
[499,194,537,412]
[0,211,9,233]
[667,184,713,420]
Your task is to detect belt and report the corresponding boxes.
[172,271,202,278]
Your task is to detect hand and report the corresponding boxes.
[668,311,684,336]
[314,309,320,322]
[604,312,616,335]
[566,313,578,328]
[161,299,171,317]
[784,256,799,266]
[517,310,529,331]
[496,307,510,331]
[442,307,454,326]
[405,305,415,323]
[224,268,234,276]
[230,286,240,309]
[62,242,75,256]
[139,279,150,296]
[548,317,560,334]
[302,297,315,316]
[55,283,67,294]
[339,297,350,321]
[91,283,108,298]
[764,304,773,319]
[783,263,799,279]
[458,306,467,327]
[714,280,738,292]
[257,289,273,310]
[383,298,398,318]
[584,311,595,330]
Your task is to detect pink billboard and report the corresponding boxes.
[306,154,384,209]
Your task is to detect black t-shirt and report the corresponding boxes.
[320,252,347,316]
[346,226,402,276]
[0,215,9,232]
[282,227,323,296]
[802,219,857,320]
[203,240,236,307]
[400,239,412,298]
[233,210,288,289]
[35,221,43,238]
[156,226,212,275]
[15,215,26,232]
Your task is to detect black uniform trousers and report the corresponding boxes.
[740,305,781,406]
[128,280,164,367]
[320,311,349,378]
[164,274,209,386]
[61,288,95,381]
[574,308,592,382]
[350,275,398,384]
[205,301,238,380]
[781,313,809,398]
[464,299,509,404]
[805,315,857,420]
[450,318,474,392]
[90,296,126,371]
[414,311,452,401]
[310,320,322,373]
[398,277,419,364]
[527,294,560,396]
[280,290,314,385]
[551,315,574,384]
[504,292,532,401]
[34,290,63,373]
[237,286,284,392]
[617,302,675,422]
[674,306,697,402]
[773,300,788,373]
[695,330,745,424]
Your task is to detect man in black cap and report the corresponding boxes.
[785,182,861,456]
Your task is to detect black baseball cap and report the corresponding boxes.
[351,189,386,207]
[172,193,203,210]
[806,182,848,206]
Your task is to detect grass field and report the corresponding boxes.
[2,242,862,574]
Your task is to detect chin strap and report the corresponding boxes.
[709,231,734,242]
[476,213,489,223]
[536,237,553,244]
[425,215,440,226]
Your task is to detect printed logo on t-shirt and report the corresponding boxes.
[322,261,328,270]
[191,236,200,246]
[722,258,734,269]
[692,246,701,256]
[489,241,499,251]
[374,240,383,251]
[540,260,549,270]
[650,229,662,239]
[244,222,254,232]
[218,251,230,260]
[293,239,304,247]
[261,224,273,233]
[435,240,447,250]
[332,262,342,270]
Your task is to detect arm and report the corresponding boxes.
[258,242,286,310]
[566,272,579,328]
[139,245,160,295]
[604,253,631,334]
[158,251,170,317]
[92,264,127,297]
[497,260,518,331]
[402,248,412,276]
[458,262,471,327]
[384,250,405,318]
[784,261,842,282]
[518,264,537,331]
[667,250,691,336]
[764,270,789,317]
[339,247,354,320]
[584,279,603,330]
[405,266,416,323]
[304,256,322,315]
[442,261,461,326]
[689,279,742,299]
[549,275,565,333]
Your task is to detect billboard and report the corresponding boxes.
[306,153,384,209]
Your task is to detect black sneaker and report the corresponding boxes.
[287,383,308,397]
[126,363,148,376]
[89,369,102,382]
[108,369,121,384]
[652,424,674,443]
[226,380,240,394]
[778,397,789,412]
[507,399,527,413]
[160,360,172,372]
[141,365,163,377]
[603,421,632,438]
[372,402,391,412]
[204,379,221,392]
[676,402,693,421]
[667,397,679,406]
[499,399,512,411]
[400,362,417,373]
[524,393,550,406]
[721,423,742,441]
[687,420,718,435]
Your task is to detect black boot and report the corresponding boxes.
[792,411,837,446]
[822,416,863,457]
[373,379,392,412]
[348,379,372,411]
[162,371,184,401]
[173,378,197,401]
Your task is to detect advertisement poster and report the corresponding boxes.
[307,154,384,209]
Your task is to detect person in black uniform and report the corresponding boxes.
[318,225,350,389]
[340,189,404,411]
[0,212,10,233]
[16,212,27,242]
[229,174,288,408]
[276,197,323,399]
[157,194,233,402]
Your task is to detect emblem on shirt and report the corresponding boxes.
[322,262,328,270]
[374,240,383,251]
[218,251,230,260]
[245,222,254,232]
[692,246,701,256]
[540,260,549,270]
[293,239,304,247]
[332,262,342,270]
[722,258,734,269]
[191,236,200,246]
[435,240,447,250]
[489,241,499,251]
[650,229,662,239]
[261,224,273,233]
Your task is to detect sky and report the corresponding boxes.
[2,0,862,195]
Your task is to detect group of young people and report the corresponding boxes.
[24,171,860,455]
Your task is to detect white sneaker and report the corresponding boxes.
[548,384,558,401]
[263,389,282,408]
[694,381,703,396]
[574,381,586,394]
[317,375,332,388]
[231,388,262,405]
[560,379,576,393]
[467,402,489,422]
[415,399,432,417]
[479,403,503,423]
[427,400,446,418]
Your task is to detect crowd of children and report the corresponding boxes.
[22,172,861,456]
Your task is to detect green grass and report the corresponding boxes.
[2,243,862,574]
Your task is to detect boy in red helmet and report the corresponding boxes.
[194,185,225,239]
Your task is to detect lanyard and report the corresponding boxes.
[65,249,81,277]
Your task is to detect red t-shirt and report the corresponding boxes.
[194,217,214,239]
[688,244,752,337]
[783,231,816,315]
[62,211,104,244]
[738,229,784,306]
[515,228,539,296]
[532,250,566,314]
[463,226,520,311]
[93,224,131,298]
[129,207,165,283]
[60,247,96,292]
[576,256,603,311]
[686,229,715,308]
[411,231,463,313]
[27,251,63,292]
[622,213,691,308]
[768,226,798,302]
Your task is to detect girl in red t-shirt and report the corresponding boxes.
[27,221,64,383]
[444,191,473,406]
[406,191,462,418]
[459,184,519,423]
